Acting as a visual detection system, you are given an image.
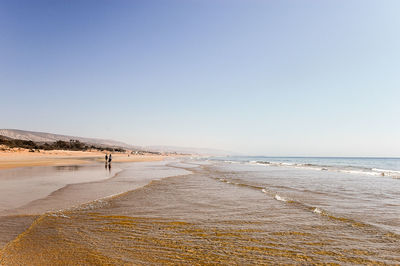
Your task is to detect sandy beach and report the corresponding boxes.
[0,148,167,170]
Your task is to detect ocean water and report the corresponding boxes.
[0,158,399,264]
[209,156,400,233]
[211,156,400,177]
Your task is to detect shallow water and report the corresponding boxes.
[1,160,399,265]
[212,162,400,235]
[0,163,119,215]
[0,160,189,250]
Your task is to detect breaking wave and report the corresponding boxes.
[213,157,400,179]
[252,161,400,179]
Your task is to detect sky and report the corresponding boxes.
[1,0,399,156]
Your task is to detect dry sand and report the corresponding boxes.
[0,148,167,170]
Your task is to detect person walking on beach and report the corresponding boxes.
[108,154,112,164]
[105,154,108,164]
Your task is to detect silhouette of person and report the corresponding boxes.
[105,154,108,163]
[108,154,112,164]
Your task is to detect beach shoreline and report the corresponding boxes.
[1,160,399,264]
[0,159,192,253]
[0,159,399,264]
[0,149,169,170]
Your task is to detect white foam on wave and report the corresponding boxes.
[224,160,241,164]
[372,168,400,177]
[341,169,377,176]
[280,162,296,166]
[261,189,288,202]
[219,178,235,184]
[372,168,400,173]
[246,161,400,179]
[274,194,287,202]
[49,213,70,218]
[313,207,322,214]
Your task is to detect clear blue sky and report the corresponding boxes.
[1,0,399,156]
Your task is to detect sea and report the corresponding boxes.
[0,156,399,264]
[211,156,400,177]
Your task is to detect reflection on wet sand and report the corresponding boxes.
[1,163,399,265]
[0,163,119,216]
[54,165,83,171]
[0,160,189,253]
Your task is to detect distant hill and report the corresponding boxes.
[0,129,134,149]
[0,129,230,155]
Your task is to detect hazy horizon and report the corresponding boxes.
[1,1,400,157]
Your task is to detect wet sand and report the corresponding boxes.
[0,157,186,252]
[1,161,399,264]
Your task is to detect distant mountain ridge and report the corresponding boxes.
[0,129,133,149]
[0,129,230,155]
